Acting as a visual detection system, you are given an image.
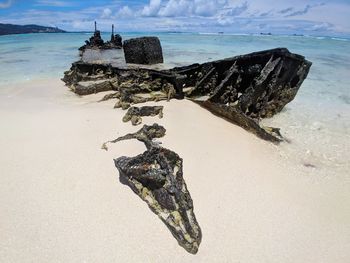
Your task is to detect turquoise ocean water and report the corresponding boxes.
[0,32,349,175]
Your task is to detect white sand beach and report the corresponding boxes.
[0,79,349,262]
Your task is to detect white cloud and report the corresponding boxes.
[1,0,349,36]
[141,0,162,16]
[35,0,73,7]
[101,8,112,18]
[117,6,133,18]
[139,0,250,18]
[193,0,221,16]
[223,1,248,16]
[309,22,333,31]
[158,0,230,17]
[158,0,192,17]
[0,0,12,8]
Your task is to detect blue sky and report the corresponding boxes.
[0,0,349,36]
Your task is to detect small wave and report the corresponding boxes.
[309,36,349,41]
[165,32,192,35]
[331,37,349,42]
[198,32,222,35]
[0,47,33,55]
[339,95,350,105]
[3,59,30,63]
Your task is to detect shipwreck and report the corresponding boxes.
[63,37,311,254]
[79,22,122,54]
[63,47,311,142]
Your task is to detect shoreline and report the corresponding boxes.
[0,78,349,262]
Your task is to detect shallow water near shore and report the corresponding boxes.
[1,32,349,178]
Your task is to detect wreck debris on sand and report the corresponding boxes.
[192,100,284,142]
[122,106,164,126]
[123,36,164,65]
[102,124,202,254]
[63,48,311,142]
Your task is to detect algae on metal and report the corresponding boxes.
[122,106,164,126]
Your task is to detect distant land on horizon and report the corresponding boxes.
[0,23,349,40]
[0,23,66,36]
